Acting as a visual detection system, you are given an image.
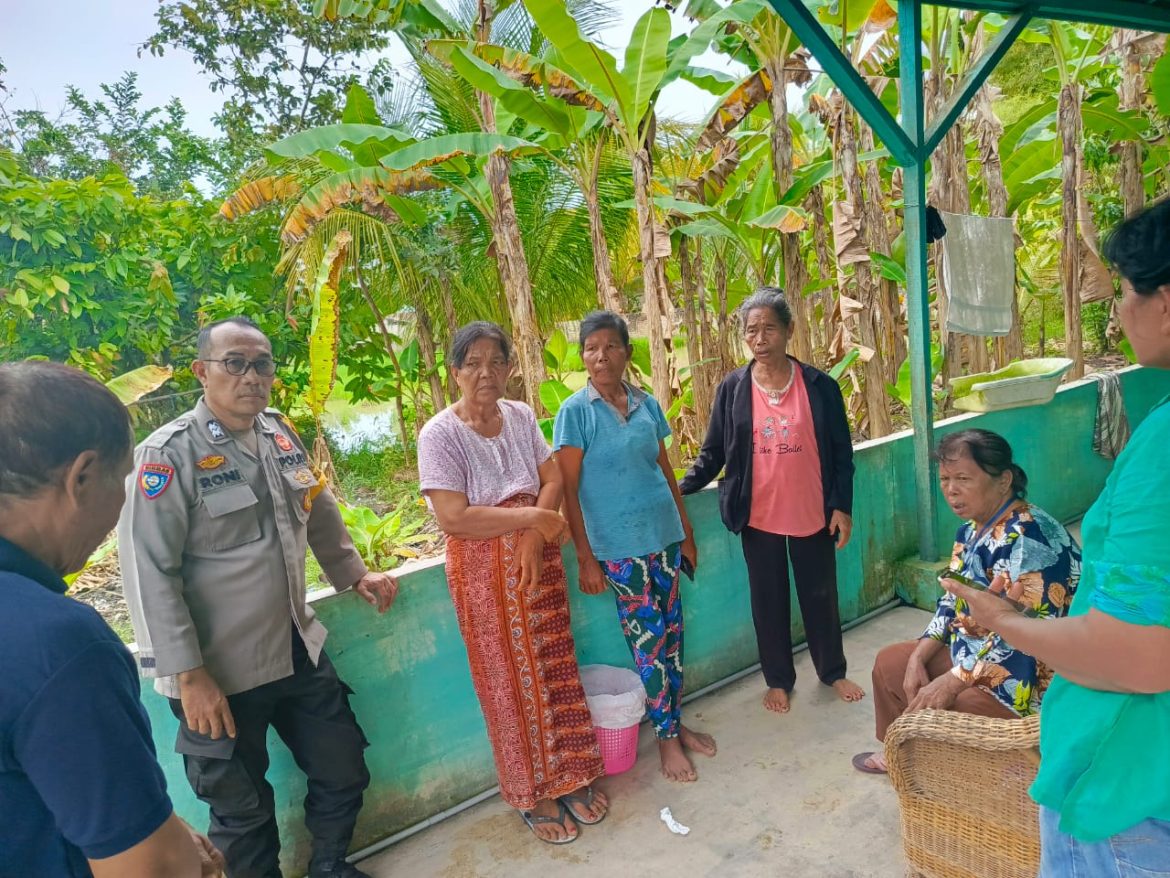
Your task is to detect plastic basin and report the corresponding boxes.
[949,357,1074,412]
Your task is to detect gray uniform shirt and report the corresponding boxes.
[119,398,368,698]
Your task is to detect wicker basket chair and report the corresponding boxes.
[885,709,1041,878]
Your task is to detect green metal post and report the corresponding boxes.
[899,1,939,561]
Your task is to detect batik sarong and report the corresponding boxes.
[444,493,604,809]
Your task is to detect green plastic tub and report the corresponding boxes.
[949,358,1074,412]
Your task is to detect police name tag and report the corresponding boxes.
[198,469,244,492]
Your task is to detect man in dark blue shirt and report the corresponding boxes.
[0,361,219,877]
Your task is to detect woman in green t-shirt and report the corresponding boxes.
[943,200,1170,876]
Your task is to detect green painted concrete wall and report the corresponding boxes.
[136,366,1169,873]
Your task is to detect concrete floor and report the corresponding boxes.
[359,606,932,878]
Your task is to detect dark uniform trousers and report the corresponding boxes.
[169,631,370,878]
[740,525,848,692]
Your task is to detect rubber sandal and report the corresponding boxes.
[851,751,888,775]
[519,801,578,844]
[558,786,607,825]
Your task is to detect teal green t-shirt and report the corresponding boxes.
[1030,393,1170,841]
[553,382,684,561]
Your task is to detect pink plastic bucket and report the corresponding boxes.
[593,723,639,775]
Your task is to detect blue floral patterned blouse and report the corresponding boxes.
[923,501,1082,716]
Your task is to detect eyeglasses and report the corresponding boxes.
[199,357,278,377]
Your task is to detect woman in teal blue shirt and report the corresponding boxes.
[945,200,1170,876]
[555,311,716,784]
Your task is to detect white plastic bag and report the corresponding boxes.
[579,664,646,729]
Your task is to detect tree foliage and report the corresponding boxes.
[143,0,397,156]
[0,149,298,384]
[0,72,228,197]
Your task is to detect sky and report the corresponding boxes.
[0,0,746,137]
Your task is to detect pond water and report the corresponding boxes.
[322,401,400,451]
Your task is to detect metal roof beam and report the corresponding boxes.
[925,0,1170,32]
[765,0,918,165]
[923,11,1032,155]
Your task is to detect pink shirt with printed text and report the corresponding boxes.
[748,363,825,537]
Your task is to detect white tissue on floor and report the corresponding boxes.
[659,806,690,835]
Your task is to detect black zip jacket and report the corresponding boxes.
[679,360,855,534]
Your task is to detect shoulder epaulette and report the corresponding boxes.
[137,415,194,450]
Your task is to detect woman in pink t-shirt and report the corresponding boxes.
[680,288,864,714]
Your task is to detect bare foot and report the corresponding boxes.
[679,724,717,757]
[526,797,577,842]
[658,737,697,782]
[763,687,791,713]
[561,785,608,824]
[831,678,866,703]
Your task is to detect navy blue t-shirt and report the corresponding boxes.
[0,536,173,877]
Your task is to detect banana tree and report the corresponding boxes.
[965,20,1024,365]
[517,0,767,409]
[305,231,349,482]
[810,91,892,437]
[1050,21,1093,378]
[1042,21,1150,376]
[1111,29,1161,216]
[425,39,629,313]
[682,0,819,362]
[221,80,564,413]
[457,0,551,413]
[318,0,558,411]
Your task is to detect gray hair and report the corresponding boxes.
[0,362,133,499]
[935,429,1029,499]
[738,286,793,329]
[449,321,512,368]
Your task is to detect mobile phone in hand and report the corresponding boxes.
[680,555,695,581]
[937,567,1041,618]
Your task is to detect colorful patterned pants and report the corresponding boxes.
[601,544,684,740]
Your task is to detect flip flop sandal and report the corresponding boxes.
[852,751,888,775]
[559,786,607,825]
[519,802,578,844]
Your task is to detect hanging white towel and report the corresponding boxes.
[940,211,1016,336]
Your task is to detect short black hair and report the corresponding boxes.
[197,316,265,359]
[1102,198,1170,295]
[935,428,1029,499]
[0,362,133,499]
[578,310,630,349]
[449,321,512,368]
[738,286,793,329]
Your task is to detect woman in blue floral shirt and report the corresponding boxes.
[853,429,1080,773]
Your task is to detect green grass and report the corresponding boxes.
[332,441,420,510]
[108,618,137,644]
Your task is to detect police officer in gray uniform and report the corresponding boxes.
[119,316,398,878]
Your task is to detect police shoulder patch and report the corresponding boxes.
[139,463,175,500]
[196,454,226,470]
[274,432,294,453]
